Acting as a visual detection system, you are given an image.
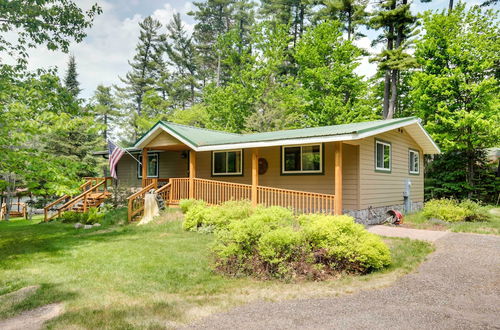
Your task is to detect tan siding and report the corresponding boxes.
[195,142,360,210]
[358,128,424,209]
[145,131,184,148]
[116,151,188,188]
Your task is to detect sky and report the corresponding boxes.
[20,0,489,100]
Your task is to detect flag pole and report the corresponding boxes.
[110,139,142,165]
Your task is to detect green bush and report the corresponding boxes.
[183,200,255,232]
[212,207,391,279]
[60,211,84,223]
[422,199,489,222]
[60,207,106,225]
[299,214,392,271]
[179,199,206,213]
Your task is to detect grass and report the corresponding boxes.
[403,207,500,235]
[0,210,433,329]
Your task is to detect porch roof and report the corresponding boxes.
[134,117,441,154]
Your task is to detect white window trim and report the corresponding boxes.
[409,149,420,174]
[282,143,323,174]
[138,153,159,178]
[375,140,391,172]
[212,149,243,176]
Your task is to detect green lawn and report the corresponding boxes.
[0,211,433,329]
[403,207,500,235]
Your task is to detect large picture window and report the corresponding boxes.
[138,154,159,178]
[282,144,322,174]
[409,149,420,175]
[375,140,391,172]
[212,150,243,176]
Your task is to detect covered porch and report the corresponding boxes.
[128,142,344,221]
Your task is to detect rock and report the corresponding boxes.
[74,223,83,229]
[84,225,93,229]
[93,223,101,227]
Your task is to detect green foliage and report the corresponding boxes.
[411,4,500,201]
[179,199,206,214]
[206,204,391,280]
[64,55,81,97]
[183,200,254,232]
[299,214,392,271]
[421,199,490,223]
[59,208,105,225]
[0,0,101,67]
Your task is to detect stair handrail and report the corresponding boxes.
[127,182,156,222]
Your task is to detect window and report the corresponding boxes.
[138,154,159,178]
[375,140,391,172]
[409,149,420,174]
[282,144,322,174]
[212,150,243,175]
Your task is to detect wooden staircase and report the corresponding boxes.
[44,177,112,221]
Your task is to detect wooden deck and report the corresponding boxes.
[127,177,336,222]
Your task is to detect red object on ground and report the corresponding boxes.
[386,210,404,225]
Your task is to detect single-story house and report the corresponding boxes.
[101,116,439,223]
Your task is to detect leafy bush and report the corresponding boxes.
[179,199,206,213]
[60,207,106,225]
[212,208,391,280]
[422,199,490,222]
[60,211,84,223]
[299,214,392,271]
[183,200,255,232]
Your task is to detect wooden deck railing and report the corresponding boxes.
[127,182,156,222]
[155,182,171,204]
[257,186,335,214]
[169,178,189,204]
[44,177,112,221]
[142,178,169,188]
[167,178,335,214]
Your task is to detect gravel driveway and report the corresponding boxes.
[188,232,500,329]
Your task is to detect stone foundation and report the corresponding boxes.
[346,202,423,225]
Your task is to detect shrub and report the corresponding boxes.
[183,200,256,232]
[212,207,391,279]
[422,199,489,222]
[60,211,84,223]
[179,199,206,213]
[299,214,392,272]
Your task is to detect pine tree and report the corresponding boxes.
[165,13,199,109]
[370,0,417,119]
[119,16,165,139]
[314,0,369,41]
[64,55,81,97]
[189,0,255,87]
[92,85,119,142]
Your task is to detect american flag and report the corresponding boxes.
[107,140,125,179]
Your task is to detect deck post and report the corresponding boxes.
[142,148,148,187]
[334,142,343,215]
[189,150,196,199]
[251,148,259,207]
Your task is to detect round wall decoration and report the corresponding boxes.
[258,158,268,175]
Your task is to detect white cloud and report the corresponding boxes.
[353,36,381,79]
[10,1,195,99]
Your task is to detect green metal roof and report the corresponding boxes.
[156,117,418,147]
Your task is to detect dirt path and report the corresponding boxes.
[0,303,64,330]
[367,225,449,241]
[187,231,500,329]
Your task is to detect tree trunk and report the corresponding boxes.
[103,114,108,141]
[347,9,352,41]
[216,54,221,87]
[448,0,454,13]
[4,174,14,221]
[388,69,397,119]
